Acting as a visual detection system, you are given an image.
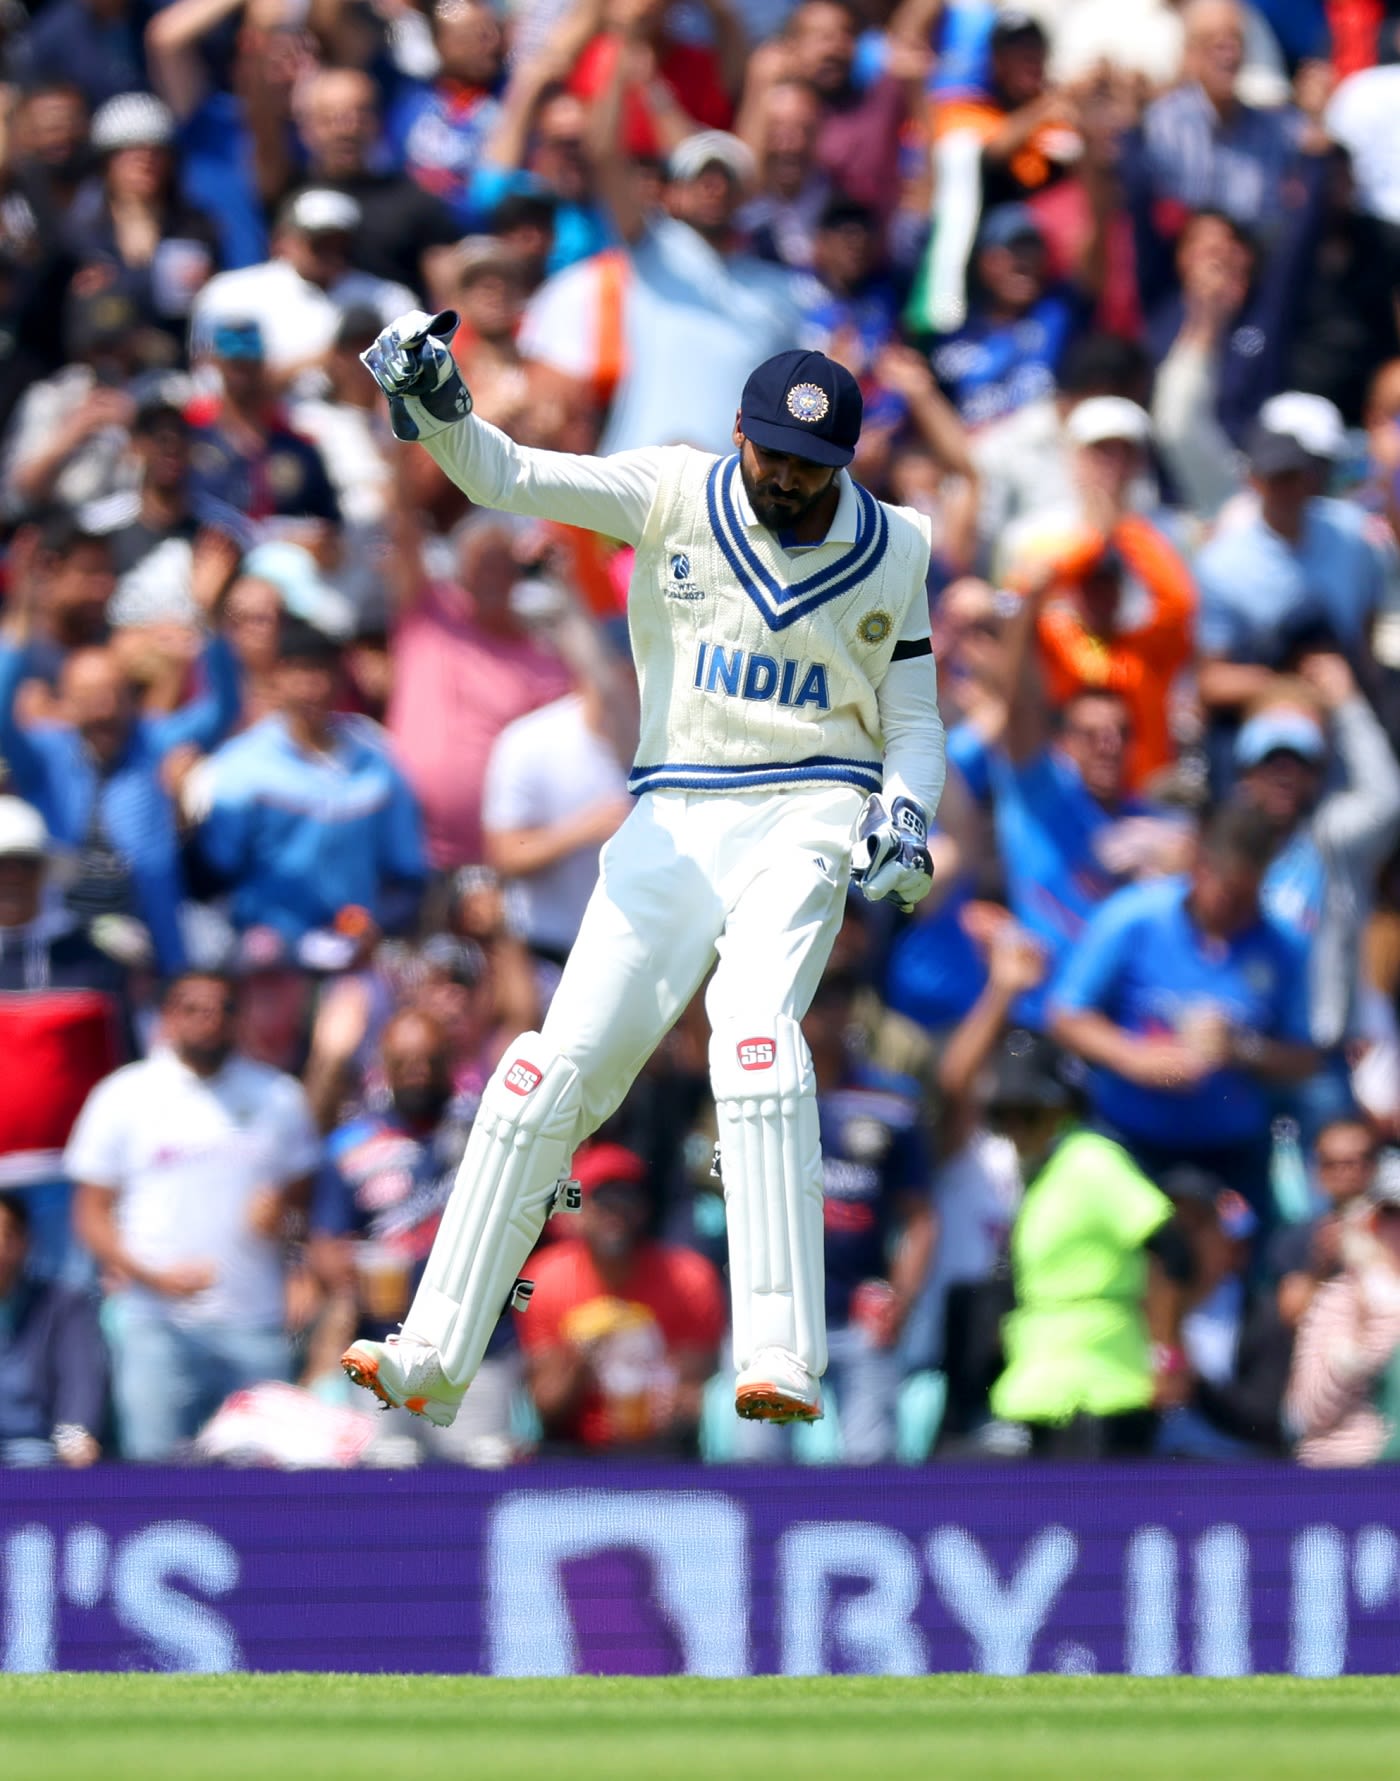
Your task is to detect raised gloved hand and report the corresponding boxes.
[850,793,934,913]
[360,309,470,441]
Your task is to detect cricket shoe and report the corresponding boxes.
[341,1333,463,1428]
[735,1347,823,1424]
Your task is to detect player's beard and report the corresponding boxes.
[740,459,835,533]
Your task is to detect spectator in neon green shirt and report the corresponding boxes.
[987,1031,1183,1456]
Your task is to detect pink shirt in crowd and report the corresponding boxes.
[388,583,571,868]
[1287,1268,1400,1468]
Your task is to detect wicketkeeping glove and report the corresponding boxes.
[850,794,934,913]
[360,308,471,441]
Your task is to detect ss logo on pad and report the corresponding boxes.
[505,1059,543,1095]
[737,1039,776,1071]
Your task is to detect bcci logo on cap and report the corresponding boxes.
[786,383,830,424]
[737,1037,776,1071]
[505,1058,543,1096]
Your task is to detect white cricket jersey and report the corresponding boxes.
[411,409,946,813]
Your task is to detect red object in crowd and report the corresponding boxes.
[567,33,732,161]
[0,991,121,1181]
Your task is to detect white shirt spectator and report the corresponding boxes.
[65,1048,320,1330]
[191,260,418,375]
[482,692,629,956]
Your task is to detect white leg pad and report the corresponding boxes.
[710,1014,827,1378]
[403,1033,582,1388]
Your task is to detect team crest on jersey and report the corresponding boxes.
[667,552,705,600]
[786,382,830,423]
[857,609,893,645]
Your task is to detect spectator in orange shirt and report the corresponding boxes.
[1005,397,1197,790]
[932,12,1080,209]
[516,1142,726,1454]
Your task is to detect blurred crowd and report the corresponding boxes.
[6,0,1400,1470]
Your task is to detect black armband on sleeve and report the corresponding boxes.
[1145,1217,1195,1286]
[890,637,933,662]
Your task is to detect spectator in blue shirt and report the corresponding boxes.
[0,627,241,970]
[794,197,901,369]
[926,202,1100,430]
[388,0,506,222]
[194,615,427,953]
[1235,658,1400,1054]
[468,71,607,272]
[967,567,1189,1026]
[15,0,149,111]
[185,321,341,532]
[1194,419,1390,736]
[0,1191,108,1468]
[1125,0,1301,238]
[1050,800,1319,1222]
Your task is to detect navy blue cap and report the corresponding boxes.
[739,349,863,468]
[977,202,1044,251]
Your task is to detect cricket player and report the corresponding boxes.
[343,309,945,1426]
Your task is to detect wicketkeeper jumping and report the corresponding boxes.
[343,310,945,1426]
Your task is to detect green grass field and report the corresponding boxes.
[4,1675,1400,1781]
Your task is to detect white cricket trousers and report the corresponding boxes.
[407,781,862,1388]
[541,784,862,1135]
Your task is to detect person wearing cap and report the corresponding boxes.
[0,796,133,1283]
[988,1027,1190,1456]
[1287,1151,1400,1465]
[794,197,900,371]
[191,189,418,378]
[69,92,219,339]
[350,295,944,1431]
[998,394,1197,790]
[1051,799,1319,1227]
[514,1142,726,1455]
[184,316,342,531]
[586,17,802,459]
[193,611,427,951]
[924,185,1112,431]
[1234,653,1400,1057]
[1194,405,1391,726]
[442,238,533,436]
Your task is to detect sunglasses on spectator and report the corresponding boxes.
[1317,1148,1376,1169]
